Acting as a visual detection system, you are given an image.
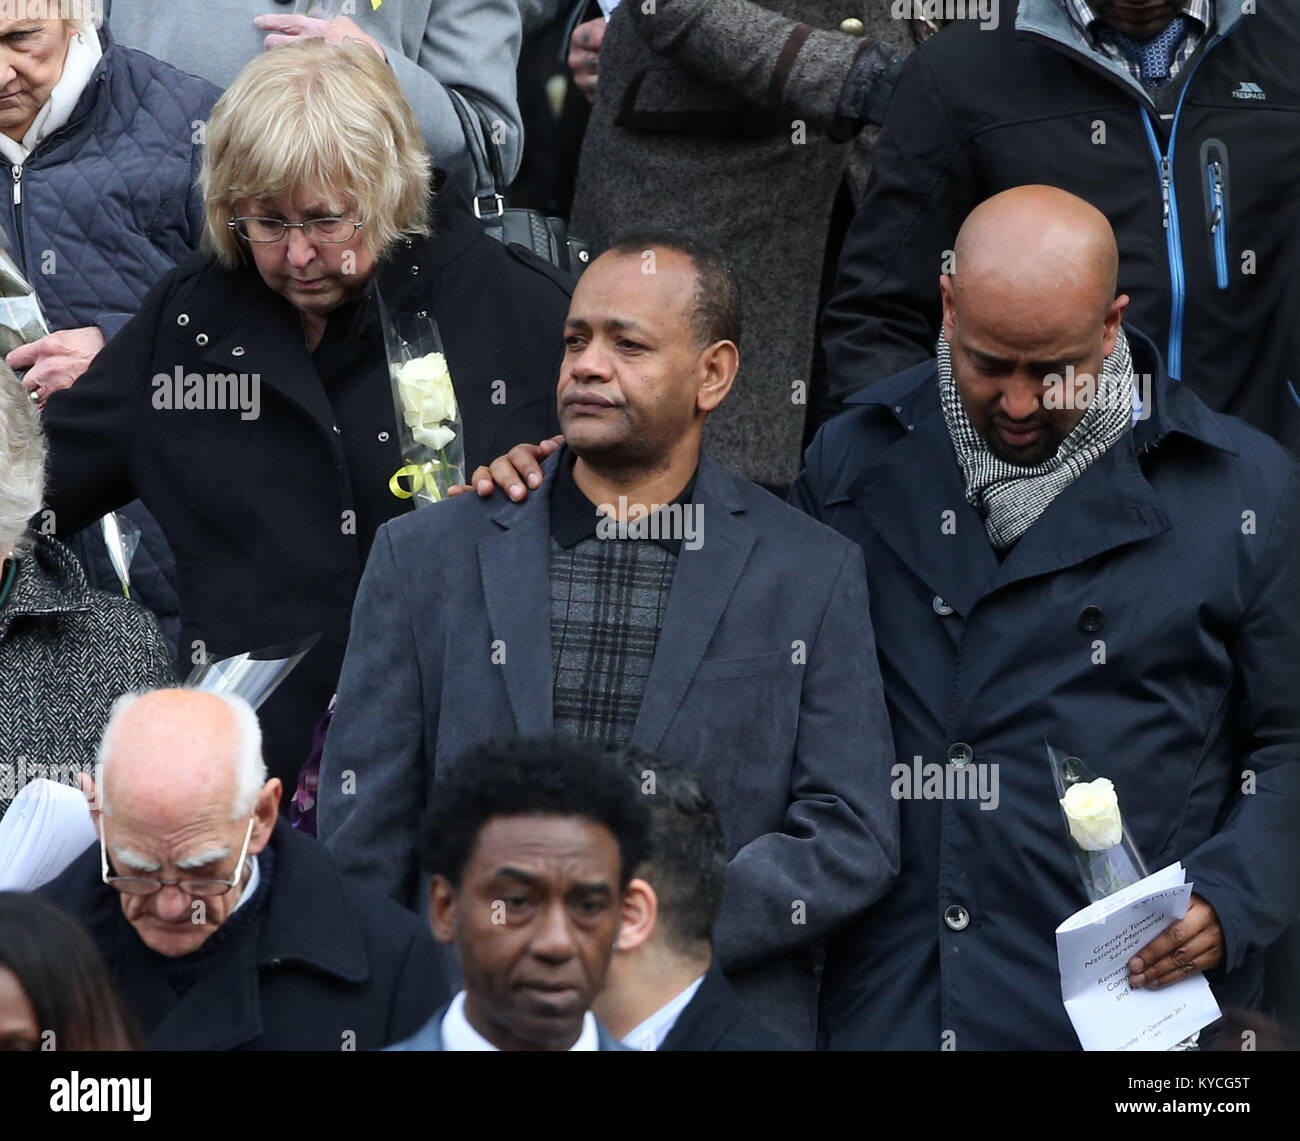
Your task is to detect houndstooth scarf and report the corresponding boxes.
[938,327,1134,550]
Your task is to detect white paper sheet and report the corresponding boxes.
[1056,862,1221,1051]
[0,779,97,892]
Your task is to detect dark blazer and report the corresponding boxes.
[41,172,572,788]
[388,1001,626,1051]
[319,448,899,1047]
[660,966,797,1051]
[39,820,449,1051]
[792,328,1300,1050]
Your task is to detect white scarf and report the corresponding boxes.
[938,327,1135,550]
[0,26,103,167]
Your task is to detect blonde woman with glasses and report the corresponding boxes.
[40,40,571,792]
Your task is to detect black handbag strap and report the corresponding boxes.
[446,87,506,222]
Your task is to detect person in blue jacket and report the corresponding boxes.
[822,0,1300,454]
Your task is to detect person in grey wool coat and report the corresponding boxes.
[104,0,525,185]
[566,1,922,491]
[0,366,174,814]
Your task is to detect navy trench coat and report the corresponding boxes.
[792,328,1300,1050]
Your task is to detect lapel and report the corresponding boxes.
[659,967,728,1051]
[983,431,1171,596]
[631,455,757,752]
[476,455,560,734]
[143,923,265,1052]
[844,403,999,617]
[176,263,341,439]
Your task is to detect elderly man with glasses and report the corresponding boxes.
[38,687,448,1051]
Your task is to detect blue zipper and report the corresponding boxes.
[1135,19,1245,380]
[1141,112,1186,379]
[1207,160,1228,290]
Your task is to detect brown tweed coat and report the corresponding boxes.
[570,1,925,487]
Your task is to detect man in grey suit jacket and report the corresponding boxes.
[105,0,524,182]
[320,233,899,1047]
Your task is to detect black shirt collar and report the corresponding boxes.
[550,450,698,556]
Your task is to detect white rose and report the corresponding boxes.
[1059,777,1124,852]
[395,352,458,436]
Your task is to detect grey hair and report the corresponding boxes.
[0,361,45,559]
[95,690,267,820]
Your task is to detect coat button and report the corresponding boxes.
[410,264,419,275]
[947,742,973,767]
[944,905,970,932]
[232,346,245,357]
[177,313,190,326]
[378,430,390,443]
[195,333,209,346]
[1078,605,1105,633]
[332,424,342,436]
[932,595,954,616]
[840,17,866,35]
[416,310,427,319]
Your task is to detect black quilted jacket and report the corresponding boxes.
[0,536,176,812]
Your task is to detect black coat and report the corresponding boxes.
[660,966,797,1051]
[822,0,1300,451]
[39,820,449,1050]
[42,175,573,786]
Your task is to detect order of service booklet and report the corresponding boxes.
[1056,862,1222,1051]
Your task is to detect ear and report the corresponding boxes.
[1101,293,1129,357]
[429,875,458,945]
[78,771,102,820]
[696,340,739,415]
[249,778,281,855]
[939,274,957,343]
[615,876,658,952]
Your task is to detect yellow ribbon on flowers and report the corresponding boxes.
[389,462,443,503]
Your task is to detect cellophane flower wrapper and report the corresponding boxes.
[184,634,321,710]
[0,244,49,357]
[100,512,141,599]
[378,300,464,508]
[1047,742,1149,903]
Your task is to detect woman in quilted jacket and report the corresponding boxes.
[0,11,219,660]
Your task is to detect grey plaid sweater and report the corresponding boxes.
[0,536,176,809]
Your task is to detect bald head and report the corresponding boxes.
[952,186,1119,324]
[96,689,265,824]
[939,186,1131,466]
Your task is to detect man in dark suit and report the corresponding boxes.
[594,748,793,1051]
[387,736,647,1051]
[319,233,898,1047]
[39,688,447,1051]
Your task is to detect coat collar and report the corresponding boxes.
[838,326,1228,612]
[0,536,94,642]
[478,447,756,751]
[162,170,483,437]
[392,1001,626,1051]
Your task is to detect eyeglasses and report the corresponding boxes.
[99,815,257,898]
[228,217,364,244]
